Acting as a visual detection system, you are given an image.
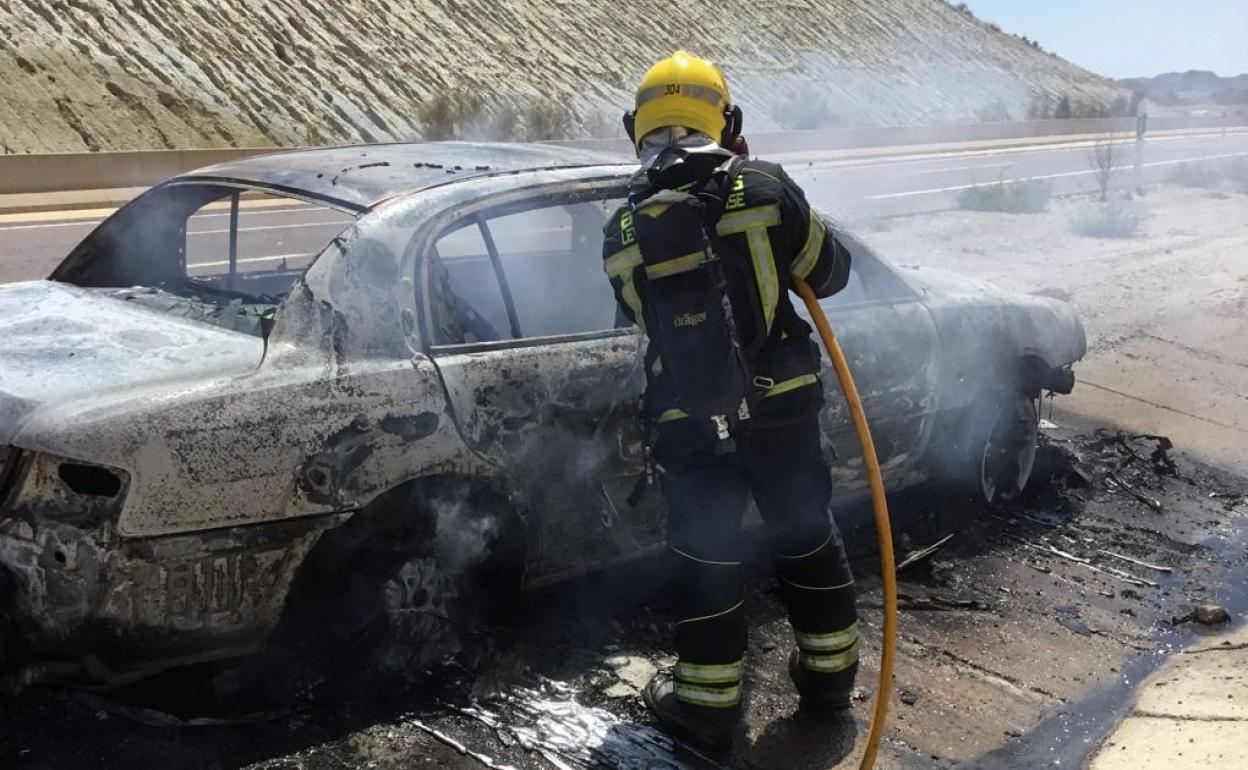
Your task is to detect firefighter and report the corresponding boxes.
[602,51,859,750]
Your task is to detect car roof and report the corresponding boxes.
[180,141,631,211]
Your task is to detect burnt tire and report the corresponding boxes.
[972,395,1039,505]
[271,479,524,685]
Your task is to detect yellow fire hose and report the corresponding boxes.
[792,277,897,770]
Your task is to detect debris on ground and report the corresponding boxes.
[3,423,1246,770]
[897,534,955,572]
[1174,603,1232,627]
[1041,431,1182,514]
[408,718,520,770]
[601,655,661,699]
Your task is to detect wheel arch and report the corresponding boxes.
[271,471,533,650]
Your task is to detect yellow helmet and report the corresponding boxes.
[626,50,738,151]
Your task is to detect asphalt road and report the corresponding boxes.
[790,128,1248,217]
[2,130,1247,284]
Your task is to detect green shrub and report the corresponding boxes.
[1069,202,1144,238]
[958,178,1052,213]
[1168,162,1220,189]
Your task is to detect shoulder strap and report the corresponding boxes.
[695,155,747,226]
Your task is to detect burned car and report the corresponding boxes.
[0,143,1085,687]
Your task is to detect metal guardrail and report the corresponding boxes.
[0,115,1241,196]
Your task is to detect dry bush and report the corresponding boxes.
[1069,202,1144,238]
[783,94,839,130]
[958,178,1052,213]
[580,111,620,140]
[1227,159,1248,193]
[460,103,520,142]
[416,91,485,140]
[975,98,1012,123]
[523,98,575,141]
[1087,134,1131,201]
[1168,162,1221,189]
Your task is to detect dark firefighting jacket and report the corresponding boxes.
[602,152,851,447]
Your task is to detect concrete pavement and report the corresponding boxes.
[1089,625,1248,769]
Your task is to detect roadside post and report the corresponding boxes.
[1134,99,1148,196]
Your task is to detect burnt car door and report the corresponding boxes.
[806,229,941,500]
[417,183,665,586]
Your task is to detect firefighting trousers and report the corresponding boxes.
[658,417,859,710]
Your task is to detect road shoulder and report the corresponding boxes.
[1089,625,1248,769]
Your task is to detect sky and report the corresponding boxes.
[961,1,1248,79]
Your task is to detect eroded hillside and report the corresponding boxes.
[0,0,1127,152]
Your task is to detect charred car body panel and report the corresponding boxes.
[0,143,1086,684]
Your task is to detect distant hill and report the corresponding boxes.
[1119,70,1248,109]
[0,0,1128,153]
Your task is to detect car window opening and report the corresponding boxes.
[52,183,357,337]
[424,190,911,348]
[430,197,624,346]
[825,231,917,307]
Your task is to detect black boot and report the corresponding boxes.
[788,650,852,714]
[643,673,738,752]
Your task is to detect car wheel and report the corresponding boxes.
[267,479,524,686]
[348,481,524,676]
[976,395,1039,504]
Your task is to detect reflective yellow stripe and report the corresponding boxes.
[675,659,744,685]
[604,245,642,278]
[676,599,745,626]
[748,226,779,331]
[715,204,783,332]
[764,373,818,398]
[674,681,741,708]
[791,212,827,280]
[657,376,813,422]
[780,577,855,592]
[620,276,645,333]
[795,622,860,653]
[775,527,833,560]
[716,204,781,235]
[658,408,687,423]
[798,646,860,673]
[645,250,705,280]
[671,546,741,567]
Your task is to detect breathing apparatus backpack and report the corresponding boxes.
[631,155,763,450]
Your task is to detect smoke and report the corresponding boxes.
[432,494,502,579]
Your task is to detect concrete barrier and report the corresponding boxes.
[0,115,1242,195]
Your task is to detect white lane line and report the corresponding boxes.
[869,150,1248,199]
[187,252,312,269]
[805,130,1248,172]
[0,215,347,235]
[910,162,1010,175]
[0,219,107,232]
[0,205,328,232]
[188,219,349,236]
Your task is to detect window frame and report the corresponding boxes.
[414,177,633,355]
[405,174,921,356]
[53,178,359,292]
[818,228,922,312]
